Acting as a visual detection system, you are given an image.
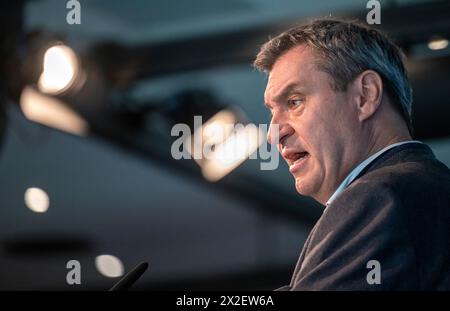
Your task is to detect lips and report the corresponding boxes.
[281,149,310,174]
[289,152,309,173]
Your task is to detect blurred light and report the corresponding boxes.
[185,108,264,181]
[202,124,264,182]
[24,187,49,213]
[202,110,236,146]
[428,38,449,50]
[20,86,89,135]
[95,255,124,278]
[38,44,80,94]
[187,109,237,166]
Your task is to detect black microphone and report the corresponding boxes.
[109,262,149,291]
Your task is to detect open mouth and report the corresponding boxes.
[288,152,310,173]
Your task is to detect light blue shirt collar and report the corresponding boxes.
[326,140,423,206]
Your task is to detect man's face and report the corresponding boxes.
[264,45,362,204]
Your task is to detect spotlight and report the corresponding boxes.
[17,36,89,135]
[200,121,263,182]
[37,43,84,95]
[166,90,264,181]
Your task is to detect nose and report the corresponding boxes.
[267,112,293,147]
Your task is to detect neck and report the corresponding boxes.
[316,125,412,206]
[364,127,412,162]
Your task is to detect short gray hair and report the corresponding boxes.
[254,18,413,134]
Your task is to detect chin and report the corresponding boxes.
[294,176,320,200]
[294,177,311,196]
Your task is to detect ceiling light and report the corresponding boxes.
[428,38,449,50]
[24,187,50,213]
[38,44,81,94]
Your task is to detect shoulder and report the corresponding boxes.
[317,180,402,244]
[294,177,419,290]
[318,155,450,255]
[315,160,430,245]
[333,153,450,213]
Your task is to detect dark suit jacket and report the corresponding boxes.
[279,143,450,290]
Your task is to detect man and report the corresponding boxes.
[254,18,450,290]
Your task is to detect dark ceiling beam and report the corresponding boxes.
[371,0,450,47]
[93,0,450,84]
[90,23,283,86]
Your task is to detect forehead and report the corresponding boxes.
[264,45,319,101]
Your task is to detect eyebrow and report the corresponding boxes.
[264,83,304,109]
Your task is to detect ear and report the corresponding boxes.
[353,70,383,122]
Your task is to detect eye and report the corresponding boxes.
[288,98,305,109]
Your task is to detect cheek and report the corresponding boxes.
[296,102,343,169]
[301,110,334,153]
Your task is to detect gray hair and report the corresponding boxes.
[254,18,413,134]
